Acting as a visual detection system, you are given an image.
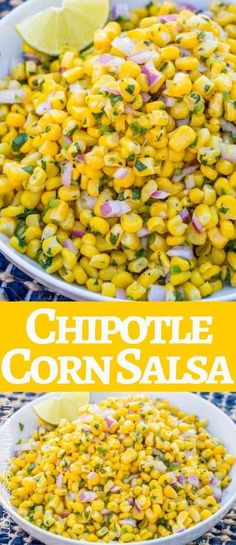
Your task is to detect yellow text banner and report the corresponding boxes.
[0,302,235,392]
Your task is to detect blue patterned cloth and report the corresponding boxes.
[0,392,236,545]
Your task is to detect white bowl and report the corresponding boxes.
[0,0,234,301]
[0,392,236,545]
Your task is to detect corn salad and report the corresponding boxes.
[2,395,235,542]
[2,2,236,300]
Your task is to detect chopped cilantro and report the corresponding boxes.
[130,122,147,135]
[218,206,229,214]
[136,248,146,258]
[134,160,147,172]
[160,61,168,72]
[118,192,125,201]
[170,264,181,274]
[15,220,26,248]
[197,31,206,39]
[193,101,204,114]
[132,187,141,199]
[127,153,135,162]
[204,84,210,92]
[110,233,119,245]
[41,257,53,271]
[11,133,28,153]
[110,94,122,106]
[125,84,135,95]
[19,422,24,432]
[22,165,34,174]
[17,208,39,220]
[226,239,236,252]
[27,463,37,474]
[175,291,183,301]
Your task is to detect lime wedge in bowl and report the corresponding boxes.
[33,392,90,425]
[15,0,110,56]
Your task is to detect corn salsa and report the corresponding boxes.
[1,2,236,299]
[2,395,235,541]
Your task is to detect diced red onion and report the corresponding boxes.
[61,161,73,187]
[185,175,195,190]
[75,154,85,163]
[176,117,190,127]
[112,36,135,56]
[62,135,72,148]
[137,226,149,237]
[103,87,121,96]
[177,3,197,12]
[120,518,137,527]
[210,477,222,499]
[105,415,116,428]
[58,66,66,73]
[15,440,37,453]
[114,167,129,179]
[151,190,170,200]
[111,3,129,20]
[192,214,204,233]
[177,474,185,486]
[153,460,167,473]
[182,429,196,438]
[116,288,127,300]
[167,246,194,259]
[141,236,148,249]
[129,50,155,64]
[188,475,200,487]
[148,285,166,301]
[56,474,63,488]
[63,239,77,254]
[211,484,222,500]
[172,165,198,183]
[180,208,190,223]
[87,471,97,480]
[178,46,191,57]
[163,96,176,107]
[142,62,162,89]
[220,142,236,162]
[36,99,52,115]
[110,485,121,493]
[100,200,131,218]
[159,14,177,22]
[220,118,236,139]
[69,83,84,93]
[184,450,193,458]
[101,508,110,515]
[79,192,97,210]
[134,500,142,512]
[72,229,85,238]
[141,92,151,104]
[79,491,97,503]
[61,512,69,518]
[96,54,125,72]
[199,63,207,73]
[124,105,134,114]
[23,53,41,64]
[0,88,26,104]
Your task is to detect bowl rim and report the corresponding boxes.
[0,0,236,302]
[0,392,236,545]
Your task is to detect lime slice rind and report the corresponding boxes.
[33,392,90,425]
[15,0,110,56]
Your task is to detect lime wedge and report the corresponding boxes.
[33,393,90,425]
[15,0,110,56]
